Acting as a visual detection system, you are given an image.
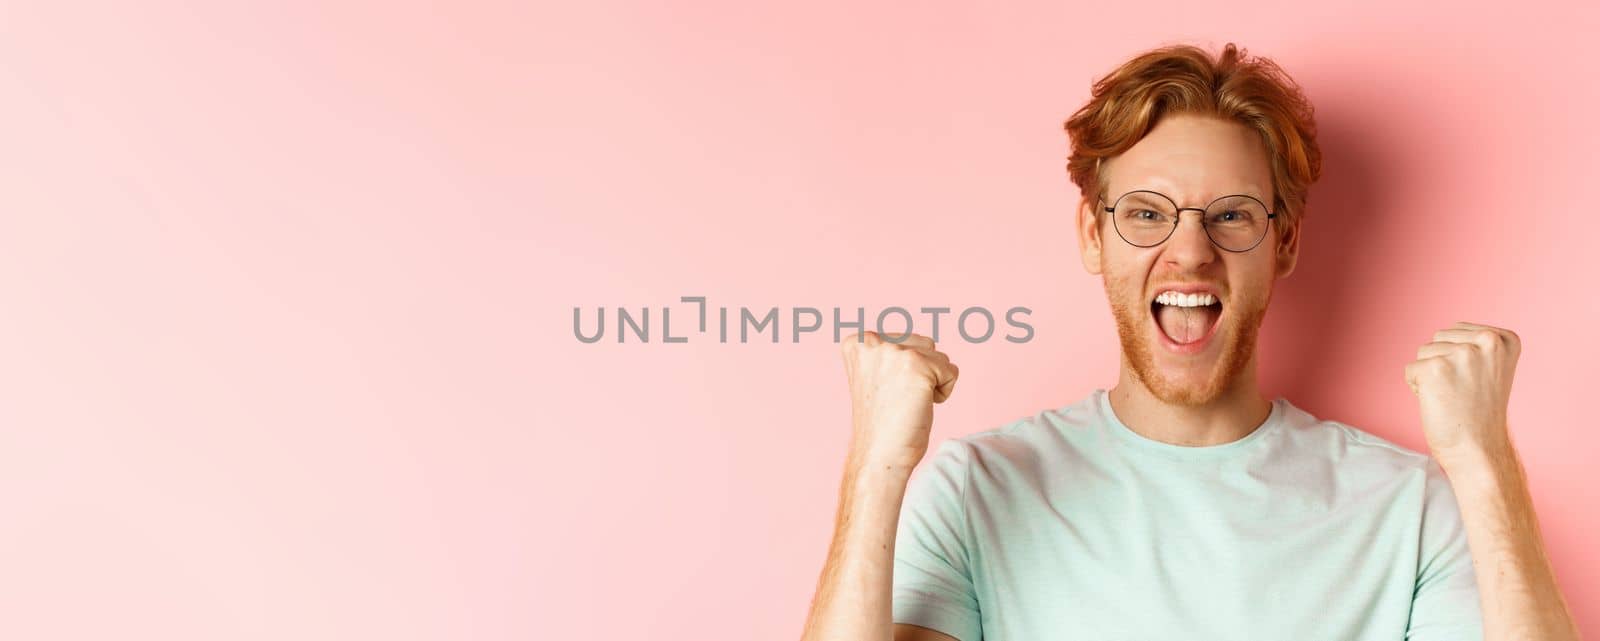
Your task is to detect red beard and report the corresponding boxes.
[1104,274,1271,407]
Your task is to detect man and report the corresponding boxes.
[798,43,1579,641]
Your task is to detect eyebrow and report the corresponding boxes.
[1112,187,1271,207]
[1120,192,1168,206]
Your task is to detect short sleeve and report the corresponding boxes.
[892,439,982,641]
[1406,458,1485,640]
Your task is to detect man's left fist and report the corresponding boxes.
[1405,321,1521,461]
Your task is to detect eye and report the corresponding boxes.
[1134,209,1159,221]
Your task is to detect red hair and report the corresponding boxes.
[1064,43,1322,225]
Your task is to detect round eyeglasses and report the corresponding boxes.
[1100,190,1278,253]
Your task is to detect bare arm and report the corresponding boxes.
[800,455,958,641]
[1406,322,1580,640]
[1438,443,1580,641]
[799,332,961,641]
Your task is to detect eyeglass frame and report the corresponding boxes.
[1098,189,1279,253]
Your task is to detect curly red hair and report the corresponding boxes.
[1064,43,1322,226]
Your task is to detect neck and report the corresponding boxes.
[1107,354,1273,447]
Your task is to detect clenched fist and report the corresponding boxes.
[1404,321,1521,462]
[840,331,960,470]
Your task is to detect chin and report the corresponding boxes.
[1143,356,1230,406]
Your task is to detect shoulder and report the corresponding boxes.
[924,396,1099,481]
[1275,399,1450,490]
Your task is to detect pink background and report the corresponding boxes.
[1,1,1595,638]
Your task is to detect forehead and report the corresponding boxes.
[1101,113,1273,205]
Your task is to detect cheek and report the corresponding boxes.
[1222,259,1277,307]
[1102,264,1148,303]
[1101,247,1159,291]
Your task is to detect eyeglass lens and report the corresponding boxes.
[1109,191,1271,251]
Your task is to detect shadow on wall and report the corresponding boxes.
[1257,97,1399,419]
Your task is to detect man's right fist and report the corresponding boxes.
[840,331,960,470]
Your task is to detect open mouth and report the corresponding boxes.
[1150,291,1223,347]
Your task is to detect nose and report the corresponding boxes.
[1162,209,1218,270]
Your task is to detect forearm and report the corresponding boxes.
[1438,440,1580,641]
[800,454,915,641]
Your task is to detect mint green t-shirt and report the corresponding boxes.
[892,389,1482,641]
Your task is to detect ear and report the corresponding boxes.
[1274,214,1301,279]
[1076,197,1104,275]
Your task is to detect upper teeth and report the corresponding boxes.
[1156,291,1217,307]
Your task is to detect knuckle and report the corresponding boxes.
[1494,329,1519,351]
[881,347,918,369]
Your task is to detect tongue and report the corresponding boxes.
[1156,304,1218,344]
